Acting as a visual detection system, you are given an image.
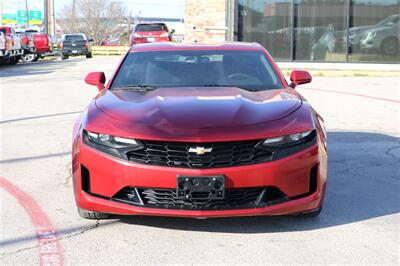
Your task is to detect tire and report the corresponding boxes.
[6,58,16,65]
[10,57,20,65]
[77,208,109,219]
[381,38,399,56]
[32,55,39,62]
[22,53,38,62]
[86,52,93,58]
[62,54,69,60]
[298,207,322,218]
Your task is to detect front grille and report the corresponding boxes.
[126,140,273,169]
[112,187,288,210]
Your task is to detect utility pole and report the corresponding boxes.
[72,0,76,32]
[51,0,55,36]
[46,0,55,36]
[127,9,132,45]
[44,0,48,34]
[25,0,29,28]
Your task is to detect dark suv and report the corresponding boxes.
[61,34,93,59]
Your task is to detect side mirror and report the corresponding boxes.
[170,29,176,34]
[290,70,312,88]
[85,72,106,91]
[88,38,94,42]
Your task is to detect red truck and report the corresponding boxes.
[0,26,24,65]
[16,29,52,62]
[16,29,36,61]
[0,32,7,59]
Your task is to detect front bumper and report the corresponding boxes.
[2,49,23,57]
[73,141,327,218]
[359,37,381,52]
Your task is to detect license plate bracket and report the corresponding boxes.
[177,175,225,200]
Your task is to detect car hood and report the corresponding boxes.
[364,24,398,34]
[350,25,373,34]
[95,87,302,129]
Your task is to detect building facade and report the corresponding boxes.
[184,0,229,43]
[184,0,400,63]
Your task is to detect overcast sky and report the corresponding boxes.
[55,0,184,18]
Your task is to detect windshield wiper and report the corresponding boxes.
[113,85,159,92]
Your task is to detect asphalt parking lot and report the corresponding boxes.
[1,58,399,265]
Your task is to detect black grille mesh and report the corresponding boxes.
[112,187,288,210]
[127,140,273,169]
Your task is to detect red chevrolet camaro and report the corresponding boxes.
[72,42,328,219]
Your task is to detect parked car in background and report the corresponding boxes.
[359,20,400,56]
[0,26,23,65]
[15,29,52,62]
[61,34,93,59]
[100,36,121,46]
[129,23,174,45]
[349,14,400,52]
[15,29,36,60]
[29,30,52,61]
[50,36,62,51]
[0,32,6,60]
[1,30,14,65]
[27,29,52,62]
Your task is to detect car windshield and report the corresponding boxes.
[111,50,283,90]
[136,24,167,32]
[65,35,84,41]
[378,15,400,26]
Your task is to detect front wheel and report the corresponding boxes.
[77,208,109,219]
[23,53,38,62]
[381,38,399,56]
[86,52,93,58]
[9,56,21,65]
[61,54,69,60]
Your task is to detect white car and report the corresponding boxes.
[360,21,400,56]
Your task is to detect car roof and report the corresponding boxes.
[130,42,265,52]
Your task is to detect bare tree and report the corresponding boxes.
[58,0,128,44]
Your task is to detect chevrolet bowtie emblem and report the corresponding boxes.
[188,147,213,155]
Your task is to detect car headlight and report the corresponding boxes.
[261,130,317,160]
[83,130,143,159]
[262,131,313,147]
[364,32,376,40]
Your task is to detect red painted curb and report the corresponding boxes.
[303,88,400,104]
[0,177,64,266]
